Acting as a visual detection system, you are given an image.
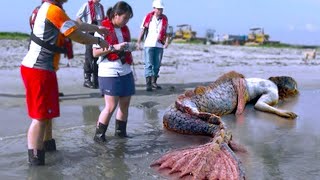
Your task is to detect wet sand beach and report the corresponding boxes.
[0,39,320,179]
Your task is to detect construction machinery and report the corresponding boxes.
[246,27,269,45]
[174,24,197,41]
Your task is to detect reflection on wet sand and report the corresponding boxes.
[0,90,320,179]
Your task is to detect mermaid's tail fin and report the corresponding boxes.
[151,135,245,180]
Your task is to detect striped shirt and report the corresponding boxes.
[22,2,77,71]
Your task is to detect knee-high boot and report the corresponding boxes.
[43,139,56,152]
[92,73,99,89]
[93,122,108,143]
[28,149,45,166]
[151,76,162,89]
[146,76,152,91]
[115,120,129,138]
[84,73,94,89]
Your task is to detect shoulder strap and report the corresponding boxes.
[30,33,66,53]
[29,6,40,30]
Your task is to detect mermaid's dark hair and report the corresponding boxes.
[268,76,298,100]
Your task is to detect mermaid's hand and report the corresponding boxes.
[277,110,298,119]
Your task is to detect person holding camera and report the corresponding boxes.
[92,1,136,142]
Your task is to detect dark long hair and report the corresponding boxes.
[268,76,299,100]
[106,1,133,20]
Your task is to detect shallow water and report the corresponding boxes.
[1,90,320,179]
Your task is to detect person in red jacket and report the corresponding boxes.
[92,1,135,142]
[137,0,170,91]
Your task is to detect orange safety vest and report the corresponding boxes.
[29,0,73,60]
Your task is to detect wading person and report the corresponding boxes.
[21,0,109,166]
[137,0,170,91]
[92,1,135,142]
[76,0,105,89]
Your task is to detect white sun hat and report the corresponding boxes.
[152,0,165,9]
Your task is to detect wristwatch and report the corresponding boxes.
[108,45,116,52]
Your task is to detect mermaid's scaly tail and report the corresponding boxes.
[163,105,222,136]
[156,71,248,179]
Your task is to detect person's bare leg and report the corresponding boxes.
[98,95,118,125]
[43,120,56,151]
[116,96,131,121]
[43,120,52,141]
[94,95,118,142]
[115,96,131,137]
[27,119,46,165]
[28,119,46,150]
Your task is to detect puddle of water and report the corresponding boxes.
[0,90,320,179]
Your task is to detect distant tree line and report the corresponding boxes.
[0,32,30,40]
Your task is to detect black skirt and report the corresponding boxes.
[98,72,135,96]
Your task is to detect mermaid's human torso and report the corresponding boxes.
[246,78,279,104]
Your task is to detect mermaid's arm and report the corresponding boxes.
[254,94,297,119]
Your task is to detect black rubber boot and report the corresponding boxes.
[93,122,108,143]
[28,149,45,166]
[92,74,99,89]
[83,73,94,89]
[43,139,56,152]
[115,120,129,138]
[146,77,152,91]
[151,76,162,89]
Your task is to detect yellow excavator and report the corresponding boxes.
[247,27,269,45]
[174,24,197,41]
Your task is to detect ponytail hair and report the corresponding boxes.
[106,1,133,19]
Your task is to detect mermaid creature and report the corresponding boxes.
[151,71,298,180]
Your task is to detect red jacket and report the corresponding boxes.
[143,11,168,45]
[88,0,104,24]
[101,18,133,64]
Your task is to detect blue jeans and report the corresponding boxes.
[144,47,163,78]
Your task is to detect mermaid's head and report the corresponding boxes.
[268,76,299,100]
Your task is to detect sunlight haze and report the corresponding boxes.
[1,0,319,45]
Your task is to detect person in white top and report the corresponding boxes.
[92,1,136,143]
[137,0,170,91]
[76,0,105,89]
[21,0,109,166]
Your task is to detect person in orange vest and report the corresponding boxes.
[137,0,170,91]
[76,0,105,89]
[21,0,126,166]
[29,0,73,97]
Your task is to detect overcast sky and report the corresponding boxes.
[1,0,320,45]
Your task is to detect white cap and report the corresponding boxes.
[152,0,164,9]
